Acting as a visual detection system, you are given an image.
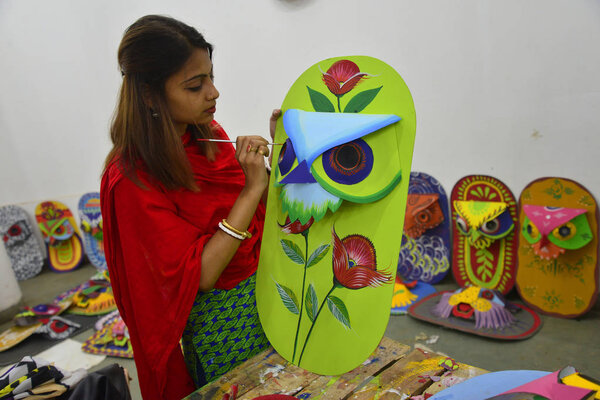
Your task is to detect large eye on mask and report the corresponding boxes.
[278,138,296,176]
[322,138,373,185]
[456,216,469,234]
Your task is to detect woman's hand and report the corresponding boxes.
[235,135,270,196]
[268,109,282,166]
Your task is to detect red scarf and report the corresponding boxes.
[100,122,264,399]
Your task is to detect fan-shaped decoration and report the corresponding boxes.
[408,287,541,340]
[516,177,598,318]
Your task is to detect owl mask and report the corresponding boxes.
[398,172,451,284]
[78,192,107,270]
[0,205,44,280]
[451,175,518,294]
[516,177,598,318]
[257,56,416,375]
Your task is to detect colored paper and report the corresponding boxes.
[257,56,416,375]
[493,370,593,399]
[516,177,598,318]
[451,175,518,294]
[429,370,550,400]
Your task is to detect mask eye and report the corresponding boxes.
[456,216,469,234]
[322,138,373,185]
[8,224,22,236]
[277,138,296,176]
[481,289,494,300]
[481,218,500,234]
[525,221,540,239]
[416,210,431,224]
[552,222,576,240]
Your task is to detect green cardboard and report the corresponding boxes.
[256,56,416,375]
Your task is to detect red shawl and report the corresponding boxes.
[100,122,265,400]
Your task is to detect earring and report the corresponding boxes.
[150,108,159,119]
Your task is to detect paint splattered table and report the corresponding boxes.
[184,337,488,399]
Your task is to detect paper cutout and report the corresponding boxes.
[409,289,541,340]
[560,366,600,398]
[257,55,416,375]
[451,175,518,294]
[428,370,551,400]
[516,177,598,318]
[390,278,436,315]
[398,172,451,284]
[491,369,594,399]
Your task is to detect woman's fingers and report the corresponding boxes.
[269,109,281,141]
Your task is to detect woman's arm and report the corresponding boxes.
[198,134,270,292]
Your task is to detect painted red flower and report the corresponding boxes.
[279,216,314,235]
[331,226,392,289]
[322,60,368,96]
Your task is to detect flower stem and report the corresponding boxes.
[297,284,336,367]
[336,96,341,113]
[292,232,309,362]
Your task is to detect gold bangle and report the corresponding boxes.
[221,219,252,239]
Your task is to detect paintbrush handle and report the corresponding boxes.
[197,138,282,146]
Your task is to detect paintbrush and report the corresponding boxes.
[197,138,282,146]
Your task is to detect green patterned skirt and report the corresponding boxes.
[182,274,270,387]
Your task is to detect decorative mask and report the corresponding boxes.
[78,192,106,270]
[408,286,541,340]
[451,176,518,294]
[516,177,598,318]
[398,172,451,284]
[0,205,44,281]
[35,201,83,272]
[257,56,416,375]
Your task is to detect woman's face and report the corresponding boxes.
[164,48,219,135]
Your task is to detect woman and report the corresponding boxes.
[101,15,278,400]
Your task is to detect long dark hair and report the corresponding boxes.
[105,15,216,191]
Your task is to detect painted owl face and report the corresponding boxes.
[453,201,515,249]
[275,110,402,224]
[522,205,592,260]
[2,220,32,248]
[37,203,76,246]
[404,193,444,239]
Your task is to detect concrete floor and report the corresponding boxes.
[1,263,598,400]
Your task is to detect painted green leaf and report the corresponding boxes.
[305,284,318,322]
[275,282,299,315]
[343,86,382,113]
[565,187,574,195]
[281,239,305,265]
[306,244,330,268]
[470,190,480,198]
[307,86,335,112]
[327,296,351,329]
[489,192,497,200]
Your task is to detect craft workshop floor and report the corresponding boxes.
[2,263,599,400]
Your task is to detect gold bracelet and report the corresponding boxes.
[221,219,252,239]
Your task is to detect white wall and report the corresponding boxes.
[1,0,599,275]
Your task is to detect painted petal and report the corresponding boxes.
[342,234,376,269]
[322,73,343,95]
[327,60,360,81]
[332,226,349,282]
[337,265,392,289]
[338,73,367,94]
